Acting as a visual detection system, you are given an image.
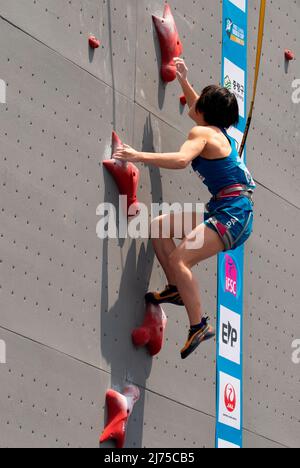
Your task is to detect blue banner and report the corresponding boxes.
[216,0,248,449]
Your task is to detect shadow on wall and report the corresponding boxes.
[153,25,166,112]
[100,116,163,448]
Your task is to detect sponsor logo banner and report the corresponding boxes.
[224,58,245,118]
[219,306,241,365]
[225,18,245,46]
[217,0,247,449]
[218,438,241,449]
[229,0,246,12]
[219,372,241,430]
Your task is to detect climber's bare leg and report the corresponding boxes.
[150,212,199,285]
[169,223,224,326]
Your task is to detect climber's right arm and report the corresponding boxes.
[180,79,200,109]
[174,57,200,108]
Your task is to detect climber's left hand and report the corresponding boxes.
[113,144,141,163]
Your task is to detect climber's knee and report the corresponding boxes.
[168,249,186,271]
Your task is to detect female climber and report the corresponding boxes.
[113,57,256,359]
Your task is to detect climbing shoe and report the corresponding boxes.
[145,284,184,306]
[181,317,215,360]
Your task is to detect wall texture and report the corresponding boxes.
[0,0,299,448]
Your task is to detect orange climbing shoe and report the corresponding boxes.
[145,285,184,307]
[181,317,215,360]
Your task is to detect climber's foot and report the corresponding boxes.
[145,284,184,306]
[181,317,215,360]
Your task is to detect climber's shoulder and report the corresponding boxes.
[188,125,219,141]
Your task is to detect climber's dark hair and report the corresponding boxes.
[196,85,239,129]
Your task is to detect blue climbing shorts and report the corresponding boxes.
[204,195,254,251]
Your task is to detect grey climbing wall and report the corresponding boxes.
[0,0,299,448]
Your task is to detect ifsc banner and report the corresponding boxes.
[216,0,248,449]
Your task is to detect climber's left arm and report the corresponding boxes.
[114,127,207,170]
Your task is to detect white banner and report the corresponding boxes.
[229,0,246,12]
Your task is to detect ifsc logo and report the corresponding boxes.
[225,254,238,297]
[221,254,241,299]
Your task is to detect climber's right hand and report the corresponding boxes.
[174,57,188,82]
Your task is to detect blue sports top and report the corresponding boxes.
[191,129,256,196]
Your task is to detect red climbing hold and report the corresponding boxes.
[89,35,100,49]
[152,4,183,83]
[103,132,140,218]
[180,95,187,106]
[132,303,167,356]
[100,385,140,449]
[285,49,295,61]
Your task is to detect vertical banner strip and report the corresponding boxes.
[216,0,248,449]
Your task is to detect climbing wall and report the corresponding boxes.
[0,0,299,448]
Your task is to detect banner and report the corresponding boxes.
[216,0,248,449]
